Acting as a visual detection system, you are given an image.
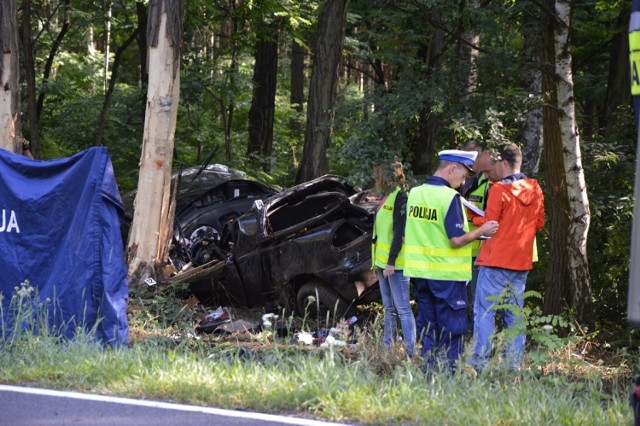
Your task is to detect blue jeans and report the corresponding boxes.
[472,266,528,369]
[377,269,416,357]
[467,257,480,334]
[414,278,468,371]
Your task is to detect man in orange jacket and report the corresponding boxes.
[470,143,545,370]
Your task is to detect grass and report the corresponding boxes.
[0,285,636,425]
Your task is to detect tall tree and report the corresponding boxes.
[19,0,39,158]
[296,0,349,183]
[412,17,445,176]
[520,2,544,177]
[541,0,593,327]
[290,39,305,114]
[95,29,139,146]
[0,0,22,153]
[127,0,184,287]
[288,38,306,170]
[247,20,279,171]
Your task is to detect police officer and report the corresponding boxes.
[404,149,499,373]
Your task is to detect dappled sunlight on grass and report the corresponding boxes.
[1,291,637,424]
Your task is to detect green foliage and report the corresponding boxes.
[582,105,637,329]
[0,281,67,349]
[484,288,581,366]
[0,296,634,424]
[18,0,637,333]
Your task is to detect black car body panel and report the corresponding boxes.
[184,174,379,315]
[122,164,278,269]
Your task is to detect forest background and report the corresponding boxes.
[0,0,637,342]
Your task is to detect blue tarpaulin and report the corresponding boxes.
[0,147,128,346]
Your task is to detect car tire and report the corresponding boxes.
[296,281,353,320]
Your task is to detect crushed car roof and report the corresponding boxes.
[122,163,276,217]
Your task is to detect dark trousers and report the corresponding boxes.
[415,278,468,371]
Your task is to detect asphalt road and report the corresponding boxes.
[0,385,347,426]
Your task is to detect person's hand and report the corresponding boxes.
[480,220,499,237]
[383,264,395,277]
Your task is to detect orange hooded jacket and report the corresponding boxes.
[472,178,545,271]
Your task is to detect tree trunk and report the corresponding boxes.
[296,0,349,183]
[103,1,112,93]
[0,0,21,153]
[96,29,138,146]
[136,1,148,110]
[553,0,593,328]
[247,24,278,172]
[412,21,445,176]
[541,0,571,317]
[602,4,631,137]
[520,8,543,178]
[19,0,39,158]
[458,0,481,100]
[36,0,70,122]
[223,5,240,163]
[127,0,184,288]
[290,39,305,113]
[541,0,593,328]
[289,39,305,169]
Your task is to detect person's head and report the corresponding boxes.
[461,139,481,153]
[474,150,494,177]
[374,161,406,192]
[461,140,493,178]
[434,149,477,189]
[487,143,522,181]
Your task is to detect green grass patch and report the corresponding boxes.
[0,285,635,425]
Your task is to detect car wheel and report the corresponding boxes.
[296,280,353,320]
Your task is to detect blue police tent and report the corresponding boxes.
[0,147,128,346]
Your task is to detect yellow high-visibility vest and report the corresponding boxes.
[465,175,490,257]
[372,187,406,269]
[403,184,472,281]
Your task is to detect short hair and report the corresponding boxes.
[497,143,522,168]
[461,139,481,153]
[437,159,457,171]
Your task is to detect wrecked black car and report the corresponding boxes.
[122,164,278,268]
[171,175,379,318]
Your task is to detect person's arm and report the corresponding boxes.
[387,190,406,267]
[446,194,499,248]
[384,190,407,276]
[472,184,503,226]
[536,186,545,231]
[450,222,498,248]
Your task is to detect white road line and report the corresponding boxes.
[0,385,346,425]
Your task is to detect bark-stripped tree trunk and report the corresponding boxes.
[0,0,21,153]
[247,22,278,172]
[541,0,593,328]
[127,0,184,288]
[296,0,349,183]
